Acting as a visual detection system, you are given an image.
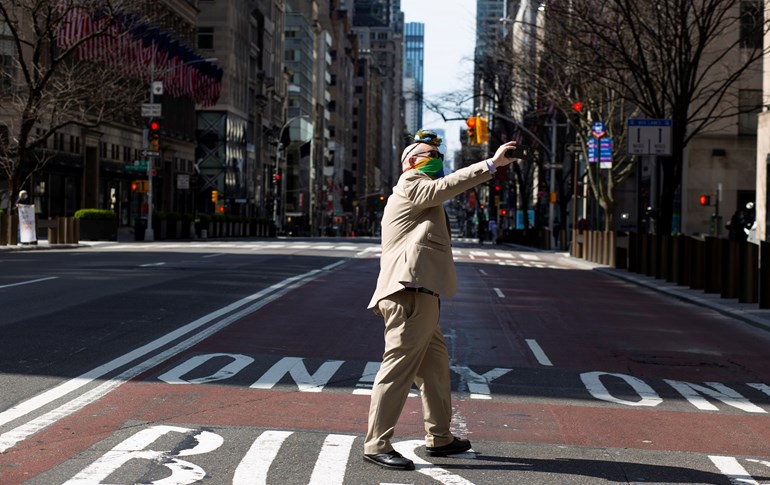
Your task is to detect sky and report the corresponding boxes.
[401,0,477,166]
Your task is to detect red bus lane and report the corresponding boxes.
[2,255,770,483]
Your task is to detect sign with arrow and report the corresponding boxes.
[627,119,672,155]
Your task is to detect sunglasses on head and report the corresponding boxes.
[413,149,443,160]
[414,130,442,147]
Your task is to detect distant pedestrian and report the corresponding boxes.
[727,209,747,242]
[487,219,498,244]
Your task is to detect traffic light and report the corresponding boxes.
[572,101,584,112]
[149,120,160,152]
[131,180,148,193]
[211,190,218,203]
[699,194,711,206]
[477,117,489,144]
[466,116,477,145]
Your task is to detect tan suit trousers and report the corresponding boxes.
[364,290,454,454]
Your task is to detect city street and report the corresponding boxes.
[0,239,769,484]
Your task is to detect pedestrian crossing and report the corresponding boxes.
[94,240,564,268]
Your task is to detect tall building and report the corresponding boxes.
[0,1,220,232]
[352,0,405,232]
[403,22,424,134]
[317,1,360,235]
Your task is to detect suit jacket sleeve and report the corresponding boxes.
[367,160,494,311]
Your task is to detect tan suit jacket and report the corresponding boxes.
[367,159,494,311]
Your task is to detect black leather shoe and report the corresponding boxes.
[425,437,472,457]
[363,450,415,470]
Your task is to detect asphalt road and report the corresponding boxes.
[1,239,769,484]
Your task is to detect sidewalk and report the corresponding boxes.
[568,254,770,334]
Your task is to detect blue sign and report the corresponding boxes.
[592,121,606,138]
[627,119,671,127]
[587,138,597,163]
[600,138,612,169]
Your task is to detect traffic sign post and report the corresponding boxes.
[141,103,162,118]
[627,119,672,155]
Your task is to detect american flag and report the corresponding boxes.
[55,2,222,107]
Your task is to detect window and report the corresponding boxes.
[739,89,762,135]
[198,27,214,50]
[0,21,14,92]
[740,1,762,49]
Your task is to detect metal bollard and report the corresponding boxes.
[739,241,758,303]
[704,236,721,294]
[760,242,770,308]
[720,239,739,299]
[691,238,705,290]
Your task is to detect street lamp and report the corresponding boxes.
[143,53,218,241]
[273,115,310,231]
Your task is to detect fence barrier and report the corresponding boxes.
[573,230,763,311]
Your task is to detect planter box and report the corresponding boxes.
[78,218,117,241]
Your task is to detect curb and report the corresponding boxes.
[594,266,770,333]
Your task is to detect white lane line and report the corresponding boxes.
[233,430,293,485]
[139,262,166,267]
[0,276,58,289]
[526,339,553,366]
[493,288,504,298]
[494,252,513,258]
[202,253,226,258]
[0,261,346,453]
[478,269,488,276]
[708,456,759,485]
[519,254,540,261]
[308,434,356,485]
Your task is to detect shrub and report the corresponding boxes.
[74,209,117,220]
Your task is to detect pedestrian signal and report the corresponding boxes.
[131,180,148,193]
[699,194,711,206]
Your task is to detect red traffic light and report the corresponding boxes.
[699,194,711,206]
[572,102,583,112]
[466,117,477,128]
[494,185,501,191]
[149,121,160,131]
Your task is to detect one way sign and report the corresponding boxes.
[627,119,672,156]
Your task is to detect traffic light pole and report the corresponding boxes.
[145,44,157,242]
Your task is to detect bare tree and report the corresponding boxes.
[534,11,641,232]
[545,0,769,235]
[0,0,147,240]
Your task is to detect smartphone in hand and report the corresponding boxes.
[505,146,529,159]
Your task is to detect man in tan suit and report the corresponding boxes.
[363,130,520,470]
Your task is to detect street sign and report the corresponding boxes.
[125,160,148,172]
[600,137,613,169]
[591,121,606,138]
[176,174,190,190]
[141,103,162,117]
[142,150,160,157]
[627,118,672,155]
[587,137,598,163]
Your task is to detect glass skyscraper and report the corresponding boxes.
[404,22,424,134]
